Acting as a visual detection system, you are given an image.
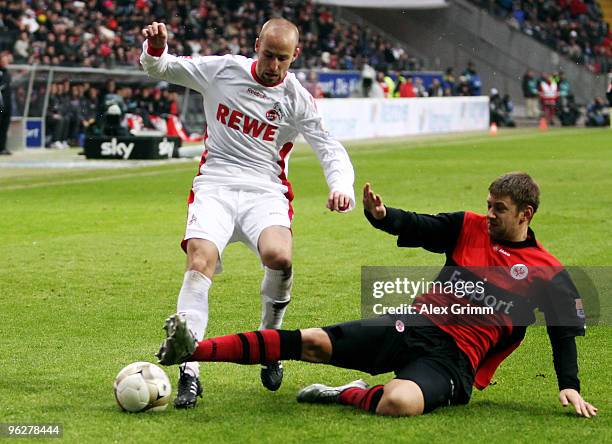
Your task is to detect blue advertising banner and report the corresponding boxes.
[25,119,43,148]
[317,72,361,98]
[310,71,443,98]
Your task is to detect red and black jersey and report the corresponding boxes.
[366,208,585,392]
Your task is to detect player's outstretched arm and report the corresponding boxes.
[559,389,598,418]
[142,21,168,49]
[140,22,210,94]
[363,183,386,220]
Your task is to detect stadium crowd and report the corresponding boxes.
[0,0,420,72]
[25,79,180,148]
[471,0,612,73]
[520,68,612,126]
[18,57,488,148]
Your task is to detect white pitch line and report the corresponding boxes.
[0,166,196,191]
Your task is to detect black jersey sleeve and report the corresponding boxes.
[548,331,580,392]
[364,207,464,254]
[538,270,586,335]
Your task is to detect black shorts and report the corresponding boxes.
[322,314,474,413]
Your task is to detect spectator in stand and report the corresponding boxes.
[13,31,29,63]
[557,71,571,99]
[377,71,390,98]
[557,93,581,127]
[398,76,416,98]
[462,61,482,96]
[521,69,540,119]
[163,90,180,116]
[427,78,444,97]
[369,73,385,98]
[442,67,456,95]
[539,72,559,125]
[471,0,611,73]
[607,71,612,106]
[393,74,405,98]
[5,0,419,72]
[46,82,69,149]
[0,51,13,156]
[361,62,376,98]
[414,77,428,97]
[489,88,516,127]
[383,72,396,98]
[80,86,101,135]
[135,86,155,127]
[66,82,83,146]
[457,76,472,96]
[152,87,170,115]
[304,71,324,99]
[585,96,610,127]
[101,103,129,136]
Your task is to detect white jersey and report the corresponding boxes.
[140,42,355,209]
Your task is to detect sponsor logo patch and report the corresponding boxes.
[246,87,268,100]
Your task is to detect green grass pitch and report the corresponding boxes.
[0,128,610,442]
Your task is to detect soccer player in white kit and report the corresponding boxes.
[141,19,355,408]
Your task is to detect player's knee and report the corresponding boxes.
[186,245,217,277]
[376,383,424,417]
[299,328,332,363]
[377,393,422,417]
[260,248,292,270]
[187,256,212,276]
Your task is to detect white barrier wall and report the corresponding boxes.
[314,96,489,141]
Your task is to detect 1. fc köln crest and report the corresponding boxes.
[266,102,284,122]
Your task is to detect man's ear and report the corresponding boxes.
[254,37,260,53]
[293,46,301,62]
[522,205,534,224]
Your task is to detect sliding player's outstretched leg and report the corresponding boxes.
[156,313,303,366]
[155,314,427,415]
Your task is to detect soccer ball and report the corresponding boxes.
[113,362,171,412]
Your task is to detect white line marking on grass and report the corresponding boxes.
[0,166,196,191]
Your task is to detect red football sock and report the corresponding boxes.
[190,329,301,364]
[338,385,384,413]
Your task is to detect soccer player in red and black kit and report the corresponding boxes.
[156,172,597,417]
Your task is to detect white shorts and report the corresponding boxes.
[182,184,293,263]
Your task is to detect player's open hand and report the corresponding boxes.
[327,191,350,212]
[363,183,386,220]
[559,389,598,418]
[142,22,168,49]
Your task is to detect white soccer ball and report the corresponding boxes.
[113,362,172,412]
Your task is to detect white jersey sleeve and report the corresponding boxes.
[140,41,223,94]
[293,88,356,211]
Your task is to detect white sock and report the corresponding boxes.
[177,270,211,378]
[259,266,292,331]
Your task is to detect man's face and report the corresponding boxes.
[486,194,529,241]
[0,53,12,67]
[255,33,299,86]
